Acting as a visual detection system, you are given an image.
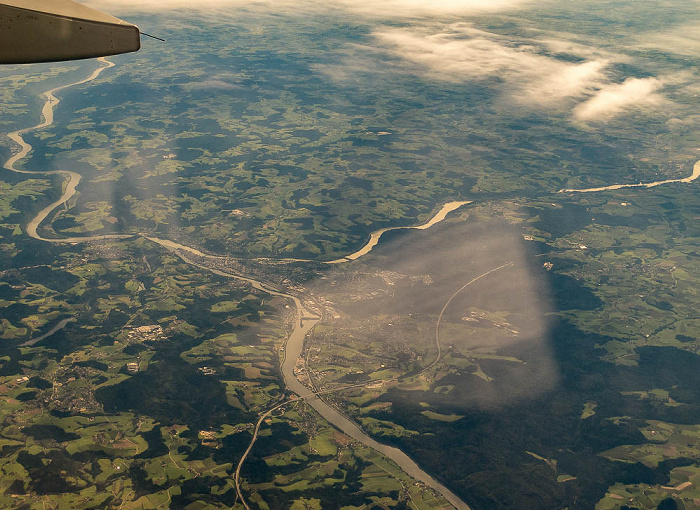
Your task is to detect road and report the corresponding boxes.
[151,242,470,510]
[8,55,700,510]
[2,61,474,505]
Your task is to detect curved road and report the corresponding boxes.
[147,239,471,510]
[7,57,700,510]
[3,58,472,506]
[426,262,514,374]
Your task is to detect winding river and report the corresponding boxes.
[146,236,471,510]
[6,57,700,510]
[326,200,471,264]
[3,58,134,243]
[3,55,472,504]
[559,159,700,193]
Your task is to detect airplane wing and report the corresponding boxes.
[0,0,140,64]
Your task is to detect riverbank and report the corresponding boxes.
[154,241,470,510]
[326,200,471,264]
[20,318,76,347]
[559,159,700,193]
[3,58,133,243]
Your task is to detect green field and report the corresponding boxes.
[1,1,699,509]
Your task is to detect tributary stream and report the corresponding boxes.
[6,57,700,510]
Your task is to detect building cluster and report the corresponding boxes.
[198,366,216,376]
[198,429,222,449]
[127,324,165,343]
[293,359,312,389]
[36,366,103,414]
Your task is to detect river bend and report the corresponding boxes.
[10,57,700,510]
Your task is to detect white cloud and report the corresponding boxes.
[337,0,534,17]
[371,26,608,105]
[88,0,690,124]
[86,0,535,17]
[84,0,321,17]
[637,23,700,56]
[538,37,619,61]
[573,77,665,122]
[521,60,607,104]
